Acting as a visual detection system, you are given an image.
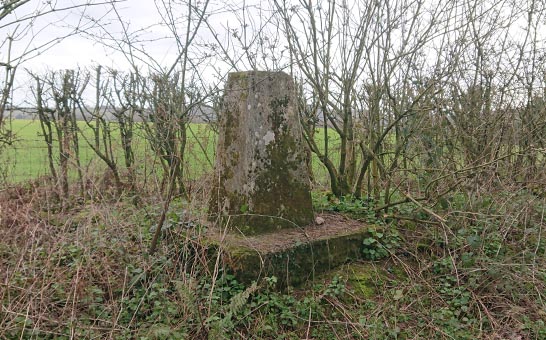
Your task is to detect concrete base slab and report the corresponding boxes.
[205,213,376,287]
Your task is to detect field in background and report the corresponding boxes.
[1,119,337,186]
[1,120,216,184]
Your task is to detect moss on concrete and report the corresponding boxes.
[209,71,313,235]
[347,263,381,298]
[212,225,372,287]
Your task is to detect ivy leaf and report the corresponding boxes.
[467,235,481,249]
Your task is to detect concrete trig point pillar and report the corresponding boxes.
[210,71,313,234]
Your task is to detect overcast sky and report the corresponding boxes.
[2,0,268,104]
[4,0,544,107]
[6,1,191,70]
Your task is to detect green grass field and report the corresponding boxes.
[1,119,338,185]
[0,120,218,183]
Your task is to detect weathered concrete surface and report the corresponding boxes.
[205,214,376,287]
[209,71,313,234]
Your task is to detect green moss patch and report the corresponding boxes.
[205,214,375,287]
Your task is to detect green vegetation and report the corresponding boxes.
[1,119,218,183]
[1,187,545,339]
[1,119,341,184]
[1,108,545,339]
[1,0,546,338]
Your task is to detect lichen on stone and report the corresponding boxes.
[209,71,313,234]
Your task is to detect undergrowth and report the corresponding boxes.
[1,184,545,339]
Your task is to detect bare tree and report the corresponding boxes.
[30,70,86,203]
[32,74,57,184]
[0,0,121,146]
[103,68,143,194]
[273,0,451,201]
[74,66,128,197]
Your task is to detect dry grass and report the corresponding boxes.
[0,180,209,338]
[1,177,546,339]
